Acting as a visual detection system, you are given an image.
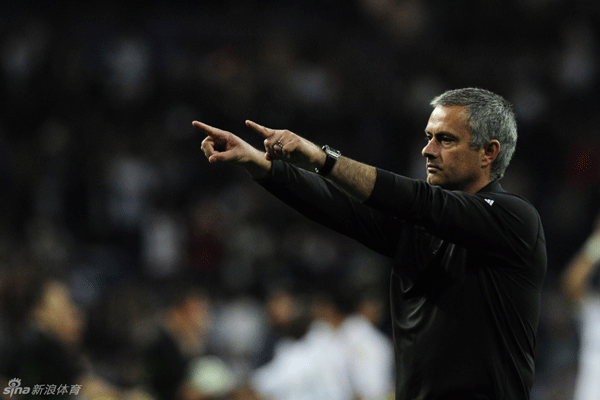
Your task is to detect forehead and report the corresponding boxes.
[425,105,471,139]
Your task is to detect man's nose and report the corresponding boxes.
[422,139,438,158]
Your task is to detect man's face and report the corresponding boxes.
[422,105,486,193]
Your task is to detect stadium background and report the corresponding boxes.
[1,0,599,398]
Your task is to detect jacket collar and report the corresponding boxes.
[477,179,505,194]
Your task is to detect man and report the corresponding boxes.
[561,212,600,400]
[251,272,393,400]
[195,88,547,399]
[0,269,152,399]
[142,279,213,400]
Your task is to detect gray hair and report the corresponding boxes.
[430,88,517,180]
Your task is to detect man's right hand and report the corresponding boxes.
[245,120,325,168]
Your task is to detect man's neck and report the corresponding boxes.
[463,174,493,194]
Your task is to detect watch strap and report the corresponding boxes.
[315,145,340,176]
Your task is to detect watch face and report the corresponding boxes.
[324,146,341,158]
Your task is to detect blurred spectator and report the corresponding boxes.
[560,211,600,400]
[210,294,267,378]
[0,264,150,399]
[141,278,212,400]
[0,267,84,388]
[252,282,311,369]
[329,284,394,399]
[250,272,393,400]
[142,203,187,279]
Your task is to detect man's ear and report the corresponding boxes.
[481,140,500,167]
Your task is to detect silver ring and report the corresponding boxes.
[276,141,284,149]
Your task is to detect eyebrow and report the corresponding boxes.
[424,130,459,139]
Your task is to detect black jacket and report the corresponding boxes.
[259,161,547,400]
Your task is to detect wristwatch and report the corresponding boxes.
[315,145,341,176]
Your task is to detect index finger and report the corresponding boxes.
[245,120,276,139]
[192,121,229,141]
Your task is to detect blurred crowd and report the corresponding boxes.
[0,0,600,399]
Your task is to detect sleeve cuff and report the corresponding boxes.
[253,160,281,183]
[364,168,395,207]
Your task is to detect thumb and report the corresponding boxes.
[207,150,234,164]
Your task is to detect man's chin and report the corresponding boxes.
[426,175,442,187]
[427,176,454,190]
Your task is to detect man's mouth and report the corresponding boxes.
[427,163,441,172]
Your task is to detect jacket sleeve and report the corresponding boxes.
[258,161,400,257]
[365,168,544,262]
